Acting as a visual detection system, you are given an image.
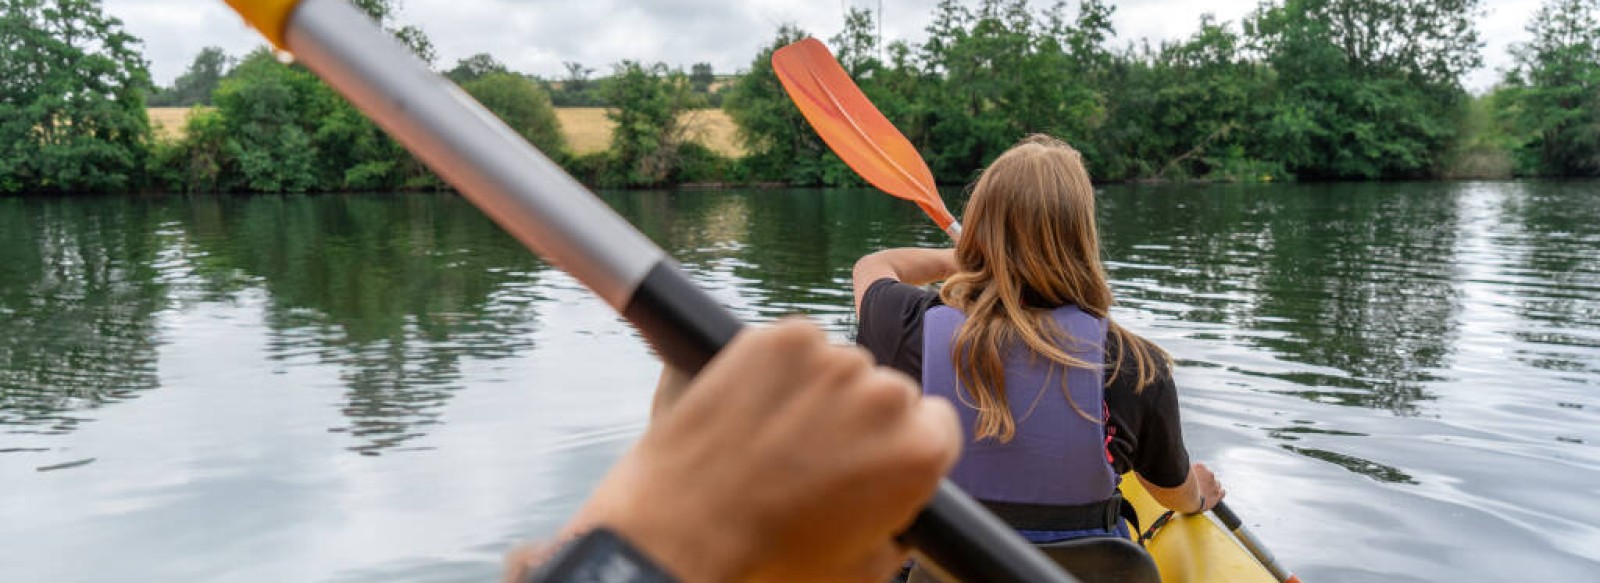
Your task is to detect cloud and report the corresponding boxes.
[109,0,1532,93]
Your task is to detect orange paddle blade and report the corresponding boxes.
[771,38,956,231]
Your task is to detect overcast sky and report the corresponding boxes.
[107,0,1536,93]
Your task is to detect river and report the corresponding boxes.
[1,182,1597,581]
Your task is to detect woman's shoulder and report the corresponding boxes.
[1103,331,1174,399]
[855,278,940,379]
[860,278,942,317]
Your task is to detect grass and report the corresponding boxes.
[555,107,743,157]
[148,107,201,141]
[149,106,745,158]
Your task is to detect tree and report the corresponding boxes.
[461,72,566,158]
[690,62,715,93]
[914,0,1112,180]
[1500,0,1600,175]
[446,53,508,84]
[832,7,881,77]
[596,61,706,186]
[1096,16,1278,181]
[550,61,601,106]
[349,0,435,64]
[563,61,594,92]
[1244,0,1483,179]
[0,0,152,193]
[724,24,861,185]
[150,46,232,106]
[209,48,324,193]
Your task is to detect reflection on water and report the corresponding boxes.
[0,198,168,436]
[1280,445,1419,485]
[180,195,548,454]
[2,183,1599,581]
[1099,183,1464,414]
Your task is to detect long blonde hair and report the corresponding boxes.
[939,135,1167,443]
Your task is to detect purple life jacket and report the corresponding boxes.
[922,304,1116,506]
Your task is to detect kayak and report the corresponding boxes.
[1121,474,1279,582]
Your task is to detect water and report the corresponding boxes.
[1,183,1596,581]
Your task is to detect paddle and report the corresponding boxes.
[773,36,1304,583]
[219,1,1076,582]
[771,38,961,239]
[1212,502,1301,582]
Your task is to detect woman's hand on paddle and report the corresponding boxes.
[554,318,963,582]
[1188,462,1225,514]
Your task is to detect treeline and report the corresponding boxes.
[728,0,1599,184]
[3,0,1598,196]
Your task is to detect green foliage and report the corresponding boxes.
[148,47,442,193]
[14,0,1600,193]
[724,24,861,186]
[550,61,605,106]
[689,63,722,107]
[598,61,706,186]
[349,0,435,64]
[1441,94,1517,179]
[211,49,324,193]
[689,62,715,93]
[0,0,151,193]
[1497,0,1600,176]
[722,0,1500,185]
[461,72,566,158]
[147,107,228,192]
[446,53,508,84]
[1244,0,1483,179]
[1094,16,1271,181]
[914,0,1113,179]
[149,46,231,107]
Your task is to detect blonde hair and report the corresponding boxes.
[939,135,1167,443]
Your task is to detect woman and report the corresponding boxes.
[854,135,1223,543]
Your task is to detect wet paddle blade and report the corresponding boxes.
[772,38,956,232]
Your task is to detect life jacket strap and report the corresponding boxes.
[979,491,1126,532]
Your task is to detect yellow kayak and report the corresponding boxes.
[1121,474,1279,582]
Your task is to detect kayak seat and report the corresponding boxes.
[905,536,1160,583]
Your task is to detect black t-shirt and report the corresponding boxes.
[855,278,1192,488]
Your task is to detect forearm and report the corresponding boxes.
[1139,472,1204,514]
[853,247,958,286]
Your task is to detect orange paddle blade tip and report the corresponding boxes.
[771,38,955,230]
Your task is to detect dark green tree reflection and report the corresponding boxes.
[1495,182,1600,376]
[1098,183,1464,414]
[0,197,169,435]
[182,194,547,454]
[603,189,946,330]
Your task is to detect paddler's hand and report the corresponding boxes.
[1188,462,1225,514]
[560,318,962,582]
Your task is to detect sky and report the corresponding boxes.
[106,0,1537,94]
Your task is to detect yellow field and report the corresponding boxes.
[148,106,744,157]
[553,108,614,155]
[148,107,201,141]
[555,107,743,157]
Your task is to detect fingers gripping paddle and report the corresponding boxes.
[220,1,1073,582]
[775,36,1304,583]
[771,38,962,239]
